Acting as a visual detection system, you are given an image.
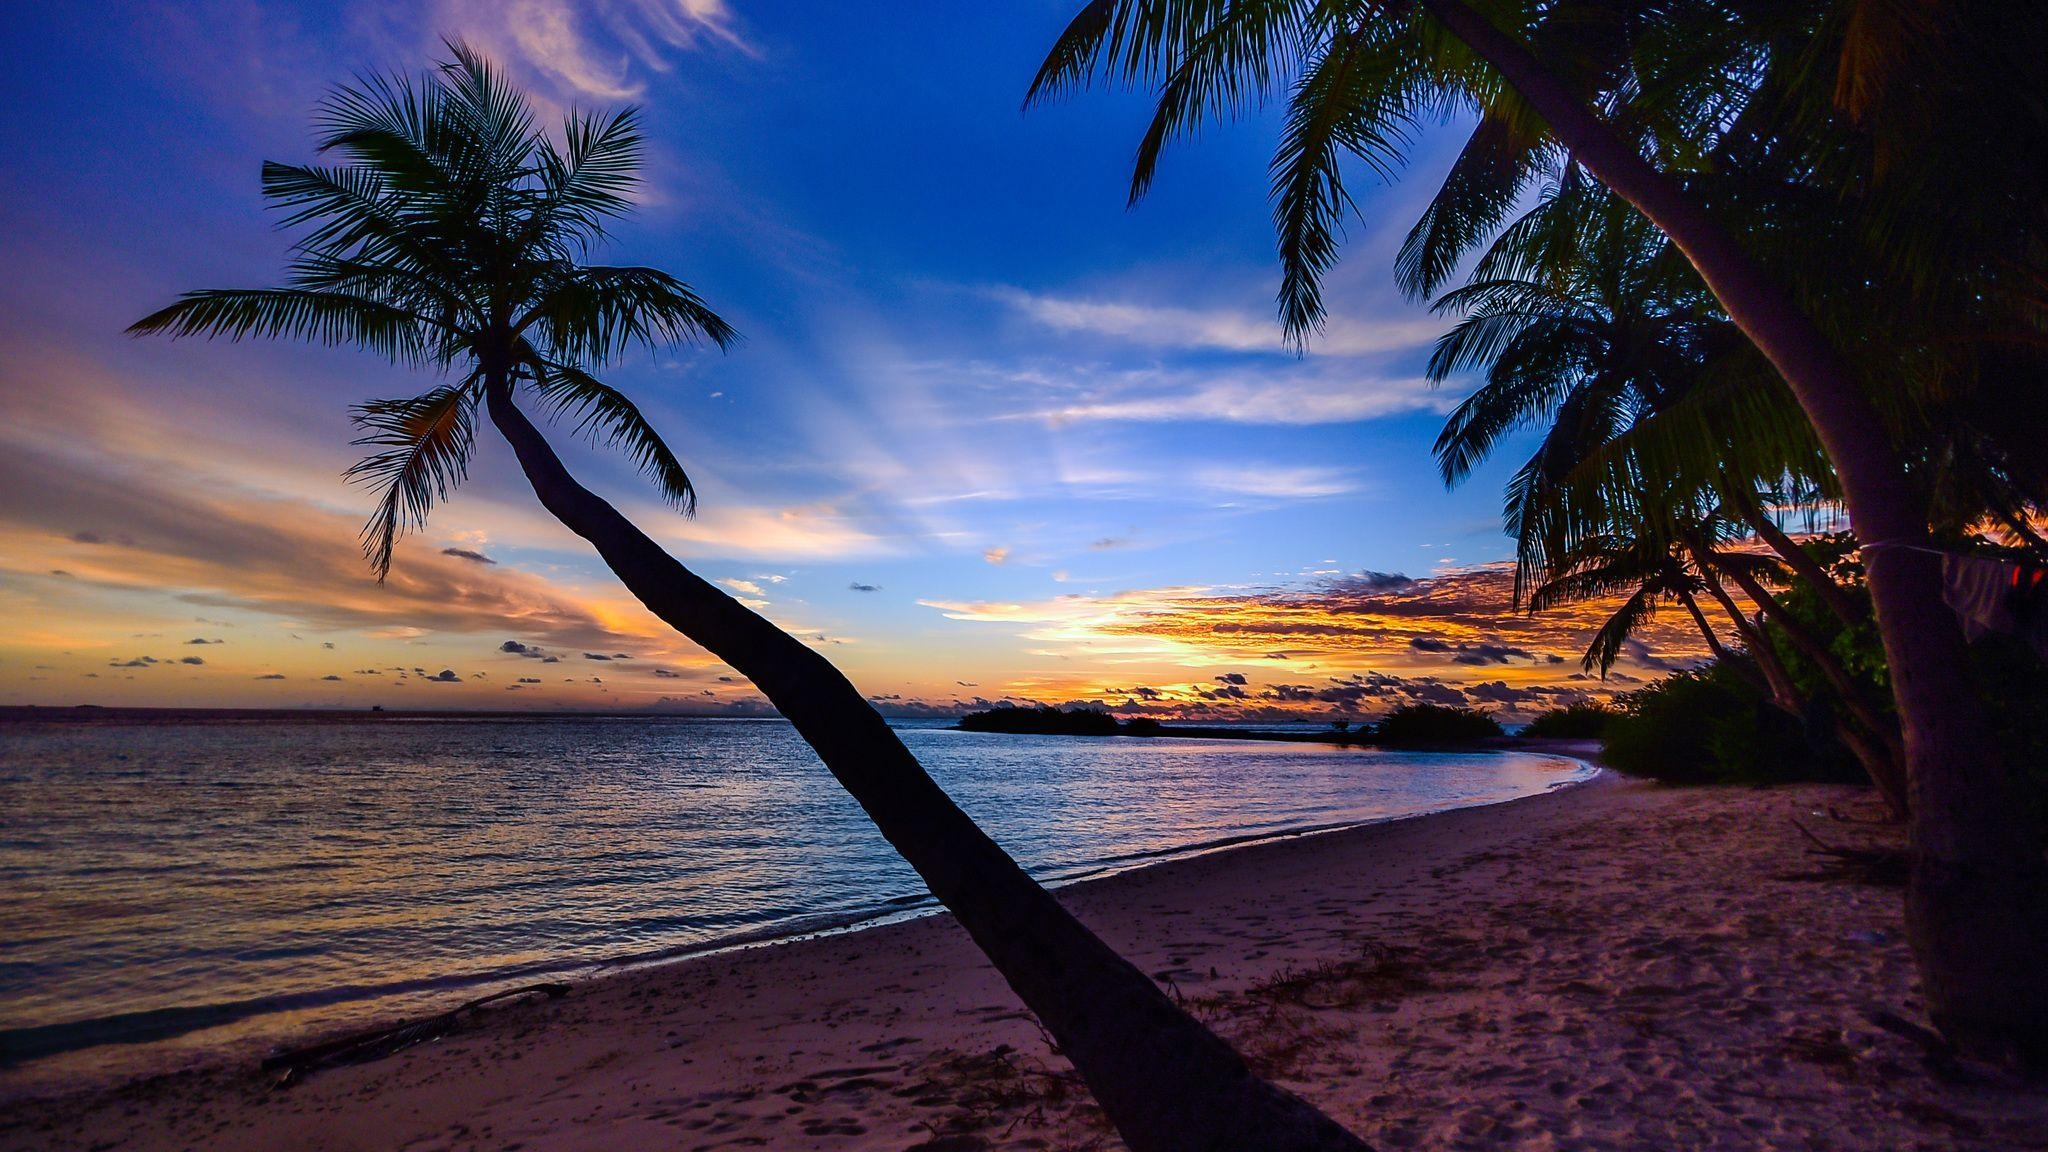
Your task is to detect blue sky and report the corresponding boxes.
[0,1,1698,715]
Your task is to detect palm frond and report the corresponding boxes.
[1026,0,1232,106]
[127,289,429,364]
[1580,585,1657,675]
[1395,109,1551,300]
[531,107,644,254]
[525,359,697,514]
[1272,20,1422,344]
[1128,0,1311,203]
[344,385,478,580]
[521,265,739,364]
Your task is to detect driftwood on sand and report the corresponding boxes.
[263,983,569,1087]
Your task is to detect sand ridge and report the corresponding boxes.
[6,775,2045,1150]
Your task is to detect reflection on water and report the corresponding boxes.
[0,717,1590,1076]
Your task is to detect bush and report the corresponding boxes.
[1599,658,1861,785]
[1520,702,1613,739]
[1372,704,1504,746]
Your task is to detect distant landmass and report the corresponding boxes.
[955,703,1515,748]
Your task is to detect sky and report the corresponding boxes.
[0,0,1708,720]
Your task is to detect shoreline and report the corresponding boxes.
[1,748,1599,1079]
[9,771,2043,1150]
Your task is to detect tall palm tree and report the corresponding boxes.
[1031,0,2048,1065]
[1418,183,1909,811]
[131,47,1370,1151]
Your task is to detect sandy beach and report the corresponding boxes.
[6,772,2044,1151]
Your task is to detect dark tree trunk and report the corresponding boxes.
[1677,588,1736,666]
[1718,562,1911,818]
[1698,561,1909,814]
[1696,561,1802,711]
[482,382,1370,1151]
[1423,0,2048,1066]
[1725,487,1867,629]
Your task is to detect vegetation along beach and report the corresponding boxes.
[1,3,2044,1150]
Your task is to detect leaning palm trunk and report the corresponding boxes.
[1725,488,1867,629]
[484,380,1370,1152]
[129,46,1374,1148]
[1424,0,2048,1067]
[1676,588,1738,667]
[1695,550,1911,817]
[1717,561,1909,810]
[1697,564,1803,711]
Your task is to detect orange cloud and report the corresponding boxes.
[920,566,1711,720]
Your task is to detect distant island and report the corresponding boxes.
[954,704,1517,748]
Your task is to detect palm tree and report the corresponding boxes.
[131,47,1370,1151]
[1031,0,2048,1065]
[1418,184,1909,810]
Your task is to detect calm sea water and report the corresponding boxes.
[0,717,1591,1079]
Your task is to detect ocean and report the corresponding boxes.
[0,716,1592,1083]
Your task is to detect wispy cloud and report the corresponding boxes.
[994,287,1444,358]
[1188,465,1362,499]
[1021,364,1450,426]
[426,0,751,101]
[0,441,659,651]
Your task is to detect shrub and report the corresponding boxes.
[1599,658,1861,785]
[1372,704,1504,746]
[1519,702,1613,739]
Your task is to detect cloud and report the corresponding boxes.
[425,669,461,683]
[427,0,751,103]
[1019,365,1450,427]
[180,656,205,666]
[320,674,342,681]
[1341,571,1416,594]
[109,657,157,668]
[983,546,1010,565]
[719,578,766,597]
[995,288,1444,358]
[1452,642,1537,666]
[847,581,880,592]
[255,673,286,680]
[0,441,660,652]
[186,637,223,645]
[517,676,542,684]
[582,652,613,660]
[442,547,498,565]
[920,563,1707,717]
[1188,466,1362,500]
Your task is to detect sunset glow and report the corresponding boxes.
[0,2,1708,720]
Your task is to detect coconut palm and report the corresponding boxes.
[1032,0,2048,1064]
[131,46,1369,1151]
[1416,182,1908,811]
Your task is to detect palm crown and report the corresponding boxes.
[130,43,736,578]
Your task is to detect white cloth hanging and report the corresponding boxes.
[1942,553,2048,661]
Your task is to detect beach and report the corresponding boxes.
[6,772,2044,1151]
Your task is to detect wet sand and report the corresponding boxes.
[6,773,2044,1150]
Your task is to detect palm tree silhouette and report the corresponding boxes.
[1032,0,2048,1064]
[1417,181,1908,811]
[131,46,1368,1152]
